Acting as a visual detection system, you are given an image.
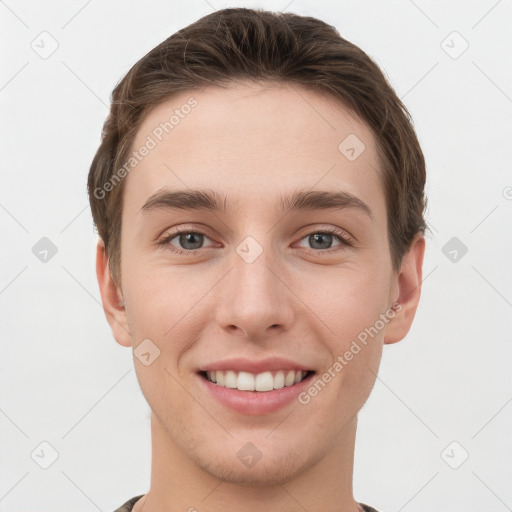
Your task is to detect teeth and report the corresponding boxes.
[216,371,225,386]
[238,371,255,391]
[274,370,285,389]
[204,369,309,391]
[255,371,273,391]
[225,370,237,388]
[284,370,295,387]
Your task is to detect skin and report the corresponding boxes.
[96,81,425,512]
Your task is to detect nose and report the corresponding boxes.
[214,237,295,342]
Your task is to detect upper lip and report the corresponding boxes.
[198,357,314,374]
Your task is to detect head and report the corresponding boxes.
[89,8,427,486]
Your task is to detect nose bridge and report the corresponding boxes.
[215,232,293,337]
[233,233,280,313]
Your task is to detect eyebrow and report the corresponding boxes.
[140,188,373,220]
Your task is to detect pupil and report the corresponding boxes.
[180,233,203,250]
[310,233,332,249]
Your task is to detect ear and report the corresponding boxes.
[384,232,426,345]
[96,238,132,347]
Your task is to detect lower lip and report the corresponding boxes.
[197,372,315,415]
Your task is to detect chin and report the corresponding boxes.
[191,444,314,486]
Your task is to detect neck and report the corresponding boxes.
[137,413,361,512]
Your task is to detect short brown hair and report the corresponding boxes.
[88,7,428,285]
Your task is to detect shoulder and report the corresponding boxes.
[112,495,145,512]
[114,496,381,512]
[358,503,384,512]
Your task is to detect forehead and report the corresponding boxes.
[123,82,385,225]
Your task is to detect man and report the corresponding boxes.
[88,7,427,512]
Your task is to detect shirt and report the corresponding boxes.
[113,494,383,512]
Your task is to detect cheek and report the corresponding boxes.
[124,264,190,333]
[123,266,209,381]
[125,272,198,416]
[307,268,391,342]
[303,269,388,396]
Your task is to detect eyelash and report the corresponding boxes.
[157,226,354,256]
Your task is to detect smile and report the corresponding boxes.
[202,369,312,392]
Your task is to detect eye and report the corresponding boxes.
[296,227,354,252]
[158,229,215,255]
[157,226,354,256]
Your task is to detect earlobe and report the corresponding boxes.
[95,238,132,347]
[383,232,426,345]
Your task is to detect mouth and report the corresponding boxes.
[199,369,314,392]
[196,357,317,414]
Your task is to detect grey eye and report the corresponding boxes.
[308,233,335,250]
[175,232,205,250]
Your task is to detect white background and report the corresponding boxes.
[1,1,511,511]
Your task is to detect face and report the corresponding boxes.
[98,81,423,486]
